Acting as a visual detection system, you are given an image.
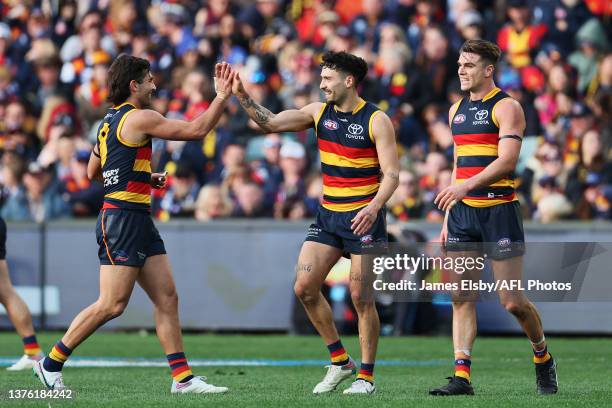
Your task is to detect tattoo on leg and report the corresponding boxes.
[296,263,313,273]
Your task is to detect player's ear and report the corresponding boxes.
[485,64,494,78]
[345,74,354,88]
[129,79,139,93]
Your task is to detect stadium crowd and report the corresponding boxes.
[0,0,610,223]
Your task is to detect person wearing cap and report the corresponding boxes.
[275,140,307,215]
[32,56,236,394]
[431,39,558,396]
[232,50,400,395]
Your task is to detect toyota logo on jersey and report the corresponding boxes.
[348,123,364,135]
[475,110,488,121]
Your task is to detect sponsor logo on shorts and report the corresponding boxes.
[360,235,373,245]
[453,114,466,124]
[498,238,511,247]
[307,226,321,238]
[137,251,146,259]
[323,119,339,130]
[113,250,129,262]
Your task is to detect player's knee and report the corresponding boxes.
[451,300,473,310]
[294,281,318,305]
[350,290,374,312]
[158,290,178,313]
[502,301,527,318]
[98,300,128,320]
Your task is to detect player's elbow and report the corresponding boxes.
[184,122,204,140]
[500,157,518,174]
[87,164,98,181]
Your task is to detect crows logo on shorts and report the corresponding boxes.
[113,250,130,262]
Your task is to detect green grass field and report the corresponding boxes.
[0,332,610,407]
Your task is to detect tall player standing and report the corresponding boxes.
[232,51,399,395]
[431,40,558,396]
[32,55,235,394]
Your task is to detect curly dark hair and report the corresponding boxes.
[459,40,501,67]
[107,54,150,105]
[320,51,368,85]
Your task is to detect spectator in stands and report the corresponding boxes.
[60,149,103,217]
[274,140,307,218]
[232,182,267,218]
[194,184,233,221]
[159,164,201,220]
[388,169,424,221]
[75,50,111,130]
[498,0,547,70]
[1,162,69,222]
[566,129,612,218]
[569,18,609,94]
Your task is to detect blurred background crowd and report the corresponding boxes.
[0,0,610,224]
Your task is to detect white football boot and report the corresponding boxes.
[33,359,67,390]
[171,376,228,394]
[343,379,376,395]
[312,357,357,394]
[6,352,44,371]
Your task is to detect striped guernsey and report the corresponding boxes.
[315,99,382,212]
[96,102,152,211]
[450,87,518,207]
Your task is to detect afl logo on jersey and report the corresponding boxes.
[453,114,466,124]
[323,119,339,130]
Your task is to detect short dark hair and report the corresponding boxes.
[107,54,150,105]
[459,40,501,67]
[320,51,368,85]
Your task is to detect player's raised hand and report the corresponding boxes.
[214,62,234,101]
[231,71,247,98]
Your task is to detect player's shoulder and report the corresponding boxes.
[124,108,162,125]
[494,96,523,116]
[302,101,326,117]
[448,98,463,125]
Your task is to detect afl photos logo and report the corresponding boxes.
[323,119,338,130]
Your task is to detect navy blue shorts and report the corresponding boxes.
[446,201,525,260]
[96,209,166,267]
[0,217,6,260]
[305,205,387,256]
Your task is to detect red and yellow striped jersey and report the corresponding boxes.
[450,87,518,208]
[315,99,381,212]
[96,102,152,211]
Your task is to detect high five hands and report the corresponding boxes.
[214,62,237,101]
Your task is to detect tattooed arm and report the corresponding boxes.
[232,71,320,133]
